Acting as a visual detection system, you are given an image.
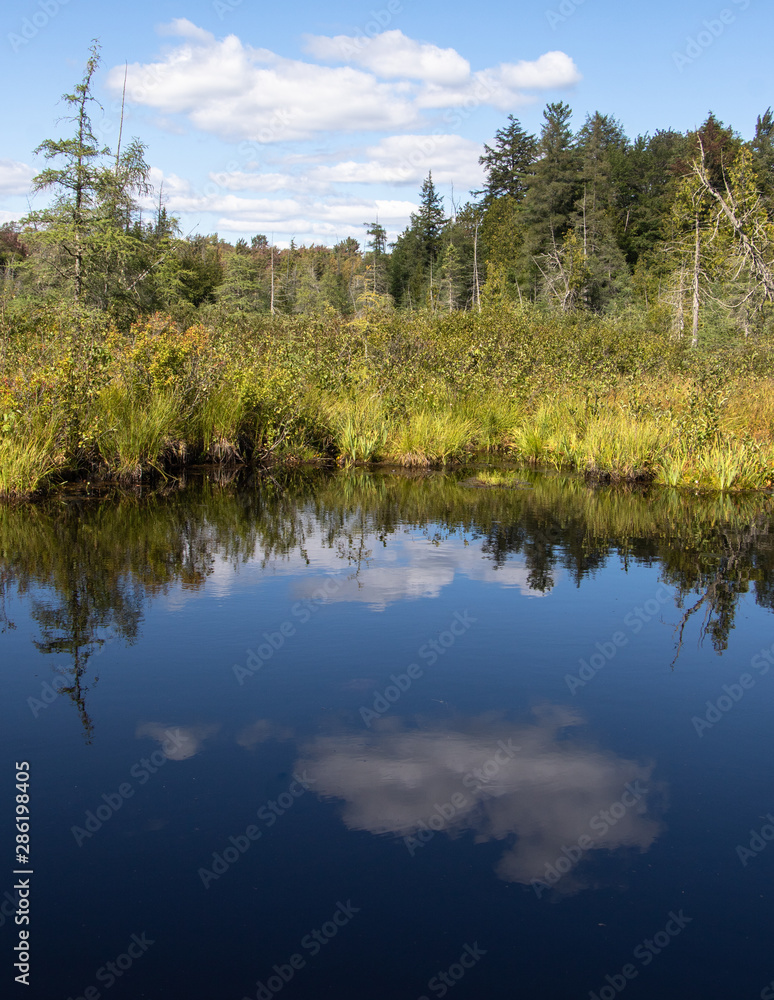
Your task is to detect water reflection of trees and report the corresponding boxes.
[2,469,773,737]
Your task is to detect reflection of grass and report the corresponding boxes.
[469,470,528,488]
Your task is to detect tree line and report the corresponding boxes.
[3,44,774,343]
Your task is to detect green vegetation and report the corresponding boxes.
[3,48,774,497]
[2,301,774,498]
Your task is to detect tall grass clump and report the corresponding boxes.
[190,385,247,463]
[693,439,771,491]
[322,395,390,463]
[0,411,65,498]
[387,409,476,466]
[97,386,182,481]
[578,413,662,481]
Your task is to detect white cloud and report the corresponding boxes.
[304,29,471,85]
[311,134,485,188]
[498,50,582,89]
[208,171,319,194]
[108,22,580,143]
[0,159,35,197]
[120,27,578,241]
[298,706,665,892]
[108,20,420,142]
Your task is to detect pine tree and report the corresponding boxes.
[751,108,774,206]
[477,115,537,206]
[363,221,388,294]
[388,173,447,307]
[569,112,630,309]
[415,172,446,266]
[26,41,108,302]
[521,102,581,297]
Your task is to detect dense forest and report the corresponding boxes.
[2,46,774,498]
[3,46,774,341]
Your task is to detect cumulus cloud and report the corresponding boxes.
[108,22,580,142]
[108,20,420,142]
[311,134,485,188]
[298,706,666,893]
[0,159,35,197]
[136,722,220,760]
[303,29,471,85]
[106,23,581,238]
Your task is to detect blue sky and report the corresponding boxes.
[1,0,771,246]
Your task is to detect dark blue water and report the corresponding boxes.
[2,469,774,1000]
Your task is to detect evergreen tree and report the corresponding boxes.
[388,173,447,307]
[521,101,581,295]
[25,41,108,302]
[478,116,537,206]
[614,129,687,268]
[363,221,388,294]
[415,172,447,267]
[751,108,774,206]
[569,112,630,309]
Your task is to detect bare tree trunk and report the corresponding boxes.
[691,213,700,348]
[473,221,481,313]
[692,150,774,302]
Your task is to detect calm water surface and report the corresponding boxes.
[2,468,774,1000]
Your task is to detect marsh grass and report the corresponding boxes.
[578,414,662,480]
[0,413,65,498]
[97,386,181,481]
[191,386,246,463]
[386,409,476,466]
[4,305,774,497]
[323,395,390,464]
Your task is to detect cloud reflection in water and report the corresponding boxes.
[298,705,666,894]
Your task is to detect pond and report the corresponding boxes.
[2,467,774,999]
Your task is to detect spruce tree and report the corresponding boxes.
[478,115,537,206]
